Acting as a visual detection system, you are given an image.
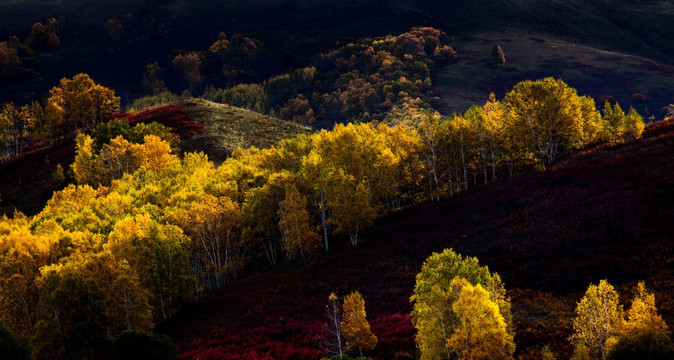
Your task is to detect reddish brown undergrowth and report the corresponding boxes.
[103,104,204,139]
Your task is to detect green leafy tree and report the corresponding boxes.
[621,107,645,142]
[607,331,674,360]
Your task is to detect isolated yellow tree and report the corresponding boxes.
[321,292,345,356]
[620,107,645,142]
[447,278,515,360]
[571,280,623,360]
[72,133,103,186]
[505,77,597,165]
[341,291,377,357]
[48,73,120,132]
[620,281,668,338]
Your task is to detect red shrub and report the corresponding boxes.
[102,104,204,139]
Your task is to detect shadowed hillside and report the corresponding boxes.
[1,0,673,111]
[432,30,674,116]
[160,118,674,360]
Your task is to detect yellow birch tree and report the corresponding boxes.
[341,291,377,357]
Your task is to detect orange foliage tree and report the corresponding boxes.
[341,291,377,357]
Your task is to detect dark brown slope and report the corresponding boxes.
[161,119,674,360]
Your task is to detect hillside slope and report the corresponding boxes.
[433,30,674,116]
[178,98,314,164]
[1,0,673,109]
[161,119,674,360]
[0,99,311,215]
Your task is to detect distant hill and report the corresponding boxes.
[1,0,673,110]
[178,98,314,164]
[432,30,674,117]
[160,118,674,360]
[0,99,311,215]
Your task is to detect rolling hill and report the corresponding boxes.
[0,99,312,215]
[1,0,673,115]
[159,118,674,360]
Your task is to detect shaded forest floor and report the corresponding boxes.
[161,119,674,360]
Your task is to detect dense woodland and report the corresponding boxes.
[0,23,672,360]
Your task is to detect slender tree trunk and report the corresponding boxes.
[320,189,329,251]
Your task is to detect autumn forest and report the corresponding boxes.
[1,1,673,360]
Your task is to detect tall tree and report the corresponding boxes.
[446,278,515,360]
[106,215,194,321]
[29,101,63,148]
[277,183,320,263]
[505,77,597,166]
[341,291,377,357]
[171,193,241,289]
[418,114,442,201]
[72,134,103,186]
[482,93,506,181]
[621,107,645,142]
[172,52,204,94]
[601,101,625,141]
[571,280,623,360]
[34,269,108,360]
[321,292,345,356]
[620,282,668,339]
[47,73,120,132]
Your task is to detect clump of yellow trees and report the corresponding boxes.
[571,280,672,360]
[411,249,515,360]
[0,77,648,359]
[0,73,120,162]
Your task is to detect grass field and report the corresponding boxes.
[179,98,314,164]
